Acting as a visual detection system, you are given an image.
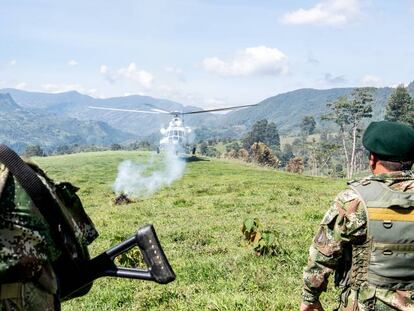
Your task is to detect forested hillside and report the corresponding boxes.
[0,94,133,153]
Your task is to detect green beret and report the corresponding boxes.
[363,121,414,161]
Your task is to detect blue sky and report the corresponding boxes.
[1,0,414,108]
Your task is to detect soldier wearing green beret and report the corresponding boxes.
[301,121,414,311]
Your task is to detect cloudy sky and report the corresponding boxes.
[1,0,413,108]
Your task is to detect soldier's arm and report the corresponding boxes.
[301,189,366,305]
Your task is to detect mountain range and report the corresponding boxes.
[1,81,412,153]
[0,93,133,153]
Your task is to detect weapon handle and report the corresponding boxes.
[135,224,176,284]
[60,224,176,299]
[95,224,176,284]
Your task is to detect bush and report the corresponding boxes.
[241,218,281,256]
[250,142,279,168]
[225,141,241,153]
[286,157,304,174]
[238,148,249,161]
[225,149,238,159]
[199,142,220,157]
[111,143,122,151]
[24,144,45,157]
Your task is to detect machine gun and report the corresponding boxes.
[59,224,176,300]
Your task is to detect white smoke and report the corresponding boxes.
[113,147,186,198]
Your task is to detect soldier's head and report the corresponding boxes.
[363,121,414,173]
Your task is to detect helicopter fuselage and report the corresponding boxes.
[159,116,192,152]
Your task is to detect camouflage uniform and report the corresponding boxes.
[0,164,60,310]
[302,171,414,310]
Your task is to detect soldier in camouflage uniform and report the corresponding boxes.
[301,121,414,311]
[0,162,61,310]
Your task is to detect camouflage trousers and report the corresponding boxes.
[338,288,409,311]
[0,282,58,311]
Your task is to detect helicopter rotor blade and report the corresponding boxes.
[151,108,171,114]
[144,103,171,114]
[181,104,258,115]
[88,106,160,114]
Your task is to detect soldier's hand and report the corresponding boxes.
[300,301,324,311]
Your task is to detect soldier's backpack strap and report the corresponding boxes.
[349,180,414,209]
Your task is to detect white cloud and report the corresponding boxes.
[100,65,108,74]
[117,63,154,89]
[15,82,27,89]
[202,46,288,77]
[360,74,381,86]
[165,66,186,82]
[100,64,115,83]
[9,59,16,66]
[100,63,154,89]
[281,0,362,26]
[86,88,97,96]
[68,59,78,66]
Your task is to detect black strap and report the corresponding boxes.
[0,144,78,253]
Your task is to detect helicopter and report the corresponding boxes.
[88,103,257,154]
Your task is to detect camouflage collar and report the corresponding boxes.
[364,171,414,185]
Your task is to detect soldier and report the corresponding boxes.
[300,121,414,311]
[0,162,60,310]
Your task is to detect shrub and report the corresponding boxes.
[250,142,279,168]
[111,143,122,151]
[24,144,45,157]
[241,218,281,256]
[286,157,304,174]
[225,149,238,159]
[238,148,249,161]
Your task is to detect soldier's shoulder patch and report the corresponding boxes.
[335,189,360,204]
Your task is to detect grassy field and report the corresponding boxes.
[34,151,346,310]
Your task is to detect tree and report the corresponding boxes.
[306,139,340,176]
[242,119,280,151]
[24,144,45,157]
[138,140,152,150]
[300,116,316,139]
[250,142,279,168]
[279,143,294,167]
[55,145,71,154]
[385,84,414,124]
[265,122,280,150]
[199,142,208,155]
[286,157,304,174]
[323,88,373,178]
[110,143,122,151]
[225,141,241,153]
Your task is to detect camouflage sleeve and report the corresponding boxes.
[302,189,367,304]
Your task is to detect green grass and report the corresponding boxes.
[34,151,346,310]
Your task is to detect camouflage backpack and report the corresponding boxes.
[0,145,99,300]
